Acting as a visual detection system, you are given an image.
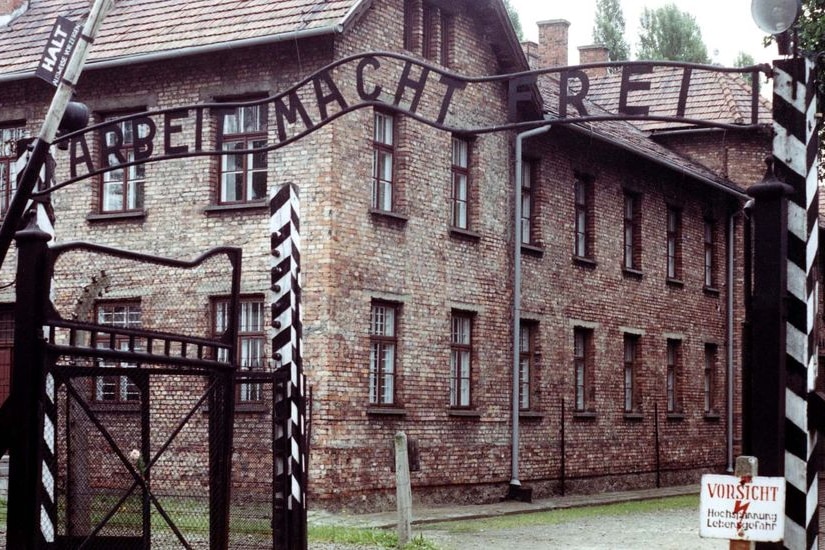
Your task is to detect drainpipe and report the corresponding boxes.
[510,125,550,495]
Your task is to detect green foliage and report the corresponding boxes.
[593,0,630,61]
[796,0,824,180]
[733,51,756,68]
[636,4,710,63]
[503,0,524,41]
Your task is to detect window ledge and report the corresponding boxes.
[519,410,544,420]
[449,227,481,242]
[369,208,409,225]
[704,412,721,421]
[622,268,643,279]
[521,243,544,258]
[623,411,644,421]
[703,286,721,296]
[448,409,481,418]
[89,401,141,413]
[204,201,268,214]
[87,210,146,223]
[572,256,597,268]
[666,278,684,288]
[666,412,686,421]
[573,410,597,420]
[367,406,406,416]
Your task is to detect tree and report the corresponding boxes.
[593,0,630,62]
[636,4,710,64]
[734,51,756,85]
[503,0,523,41]
[795,0,824,180]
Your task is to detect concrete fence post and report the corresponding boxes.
[394,431,412,546]
[730,456,757,550]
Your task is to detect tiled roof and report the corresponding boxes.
[0,0,364,77]
[538,74,748,197]
[584,66,773,131]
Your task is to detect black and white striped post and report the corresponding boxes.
[269,182,307,550]
[774,57,820,550]
[746,55,819,550]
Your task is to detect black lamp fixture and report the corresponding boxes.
[751,0,802,54]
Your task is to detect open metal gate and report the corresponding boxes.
[5,219,240,549]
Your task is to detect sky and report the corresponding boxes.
[508,0,778,67]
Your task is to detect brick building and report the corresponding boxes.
[0,0,772,513]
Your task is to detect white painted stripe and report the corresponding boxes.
[774,131,809,179]
[45,373,55,403]
[786,388,807,434]
[292,476,302,502]
[42,461,54,499]
[806,472,818,525]
[786,322,807,368]
[785,450,806,492]
[788,260,806,302]
[808,226,819,279]
[40,504,54,542]
[808,353,818,394]
[774,65,809,113]
[784,516,805,550]
[43,414,55,456]
[788,201,806,241]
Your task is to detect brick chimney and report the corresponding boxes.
[578,45,610,78]
[0,0,28,26]
[536,19,569,68]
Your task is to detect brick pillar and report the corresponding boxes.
[521,41,540,70]
[536,19,569,68]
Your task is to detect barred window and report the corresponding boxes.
[369,302,398,405]
[214,297,266,402]
[450,312,472,408]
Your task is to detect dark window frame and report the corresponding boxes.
[98,111,149,214]
[369,301,399,406]
[450,136,470,230]
[666,339,682,413]
[704,343,718,414]
[704,219,717,289]
[623,334,640,413]
[521,159,537,245]
[372,110,396,212]
[574,327,596,412]
[574,177,594,259]
[216,102,269,205]
[94,300,142,403]
[212,295,267,403]
[623,192,642,272]
[519,321,537,411]
[0,123,28,217]
[450,311,473,408]
[666,205,683,281]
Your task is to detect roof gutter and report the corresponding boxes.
[0,21,347,84]
[566,123,749,201]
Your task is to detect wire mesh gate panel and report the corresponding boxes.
[7,233,241,550]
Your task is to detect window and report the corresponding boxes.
[100,115,147,213]
[623,192,641,271]
[0,124,28,217]
[574,178,593,259]
[519,322,536,410]
[372,111,395,212]
[521,160,535,244]
[450,312,472,408]
[218,104,268,204]
[704,344,718,414]
[704,220,716,288]
[369,302,397,405]
[666,339,681,413]
[213,297,266,402]
[666,206,682,280]
[403,0,415,51]
[623,334,639,413]
[440,11,453,66]
[451,137,470,229]
[95,302,141,402]
[422,2,435,60]
[574,328,594,412]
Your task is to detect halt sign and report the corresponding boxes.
[699,474,785,541]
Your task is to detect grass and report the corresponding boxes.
[419,494,699,534]
[309,525,439,549]
[0,496,6,530]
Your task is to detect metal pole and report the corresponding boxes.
[510,125,550,496]
[0,0,115,270]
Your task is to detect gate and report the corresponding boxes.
[5,220,240,549]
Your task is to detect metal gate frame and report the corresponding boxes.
[5,217,241,550]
